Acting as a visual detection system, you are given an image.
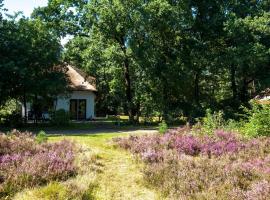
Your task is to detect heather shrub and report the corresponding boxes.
[0,130,77,198]
[0,130,37,155]
[13,144,100,200]
[116,128,270,199]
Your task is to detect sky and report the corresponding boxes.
[3,0,48,17]
[3,0,72,45]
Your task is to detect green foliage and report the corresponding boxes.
[0,99,23,127]
[36,130,48,144]
[225,119,245,132]
[0,13,68,117]
[202,109,226,134]
[4,113,23,128]
[0,99,18,123]
[158,120,168,134]
[31,182,69,200]
[50,109,70,126]
[243,103,270,137]
[0,0,269,123]
[32,0,270,122]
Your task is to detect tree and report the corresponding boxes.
[34,0,147,122]
[224,11,270,104]
[0,13,68,122]
[32,0,270,121]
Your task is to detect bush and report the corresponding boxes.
[201,109,225,134]
[158,120,168,134]
[0,100,23,128]
[36,130,48,144]
[243,103,270,137]
[0,99,18,122]
[116,128,270,199]
[0,130,77,198]
[50,109,70,126]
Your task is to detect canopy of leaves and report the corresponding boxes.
[2,0,270,122]
[0,9,68,110]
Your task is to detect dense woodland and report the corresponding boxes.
[0,0,270,123]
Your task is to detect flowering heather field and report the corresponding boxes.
[116,128,270,200]
[0,130,77,198]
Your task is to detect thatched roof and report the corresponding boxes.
[66,65,97,92]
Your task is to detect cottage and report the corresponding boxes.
[254,88,270,104]
[22,65,97,121]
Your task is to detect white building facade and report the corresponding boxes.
[22,65,97,121]
[56,90,96,120]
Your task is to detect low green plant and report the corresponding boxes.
[242,102,270,137]
[158,120,168,134]
[224,119,244,132]
[31,182,68,200]
[202,109,225,134]
[36,130,48,144]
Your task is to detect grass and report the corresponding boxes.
[13,131,160,200]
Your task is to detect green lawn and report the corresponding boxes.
[14,132,161,200]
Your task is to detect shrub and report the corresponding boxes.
[243,103,270,137]
[116,128,270,199]
[50,109,70,126]
[158,120,168,134]
[0,129,37,156]
[0,130,77,198]
[202,109,225,134]
[36,130,48,144]
[0,99,23,127]
[0,99,18,123]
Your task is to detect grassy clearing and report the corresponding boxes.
[14,132,160,200]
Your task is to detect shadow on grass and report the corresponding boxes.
[0,121,159,134]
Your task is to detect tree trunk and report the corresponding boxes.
[123,56,134,122]
[118,36,134,123]
[134,101,140,123]
[23,90,27,124]
[240,77,248,103]
[33,94,38,125]
[162,78,169,121]
[230,65,237,100]
[194,72,200,105]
